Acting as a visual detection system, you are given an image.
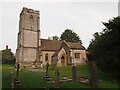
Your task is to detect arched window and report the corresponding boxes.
[45,53,48,61]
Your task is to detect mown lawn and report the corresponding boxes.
[2,64,119,88]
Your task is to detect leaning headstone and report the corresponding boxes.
[55,70,60,88]
[89,61,99,87]
[43,63,51,81]
[72,66,77,81]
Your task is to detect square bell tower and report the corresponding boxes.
[16,7,40,65]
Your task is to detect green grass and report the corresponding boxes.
[48,64,89,78]
[2,64,119,88]
[61,81,91,88]
[2,64,15,88]
[2,64,53,88]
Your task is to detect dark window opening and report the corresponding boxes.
[75,53,80,58]
[45,53,48,61]
[61,56,65,63]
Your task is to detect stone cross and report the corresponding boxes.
[43,63,51,81]
[72,66,77,81]
[89,61,98,87]
[55,70,60,88]
[14,64,20,87]
[16,63,20,80]
[45,63,49,77]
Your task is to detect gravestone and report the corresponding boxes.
[89,61,98,87]
[14,64,20,87]
[16,64,20,79]
[72,66,77,81]
[32,59,38,67]
[55,70,60,88]
[40,61,43,68]
[45,63,49,76]
[43,63,51,81]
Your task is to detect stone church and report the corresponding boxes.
[16,7,87,66]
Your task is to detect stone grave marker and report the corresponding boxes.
[16,64,20,79]
[43,63,51,81]
[89,61,98,87]
[40,61,43,68]
[45,63,49,77]
[55,70,60,88]
[72,66,77,81]
[14,64,20,87]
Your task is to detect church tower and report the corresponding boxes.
[16,7,40,65]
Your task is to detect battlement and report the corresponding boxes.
[20,7,39,15]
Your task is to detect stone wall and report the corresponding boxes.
[24,30,38,47]
[23,48,36,63]
[71,50,86,65]
[40,51,55,65]
[16,47,23,64]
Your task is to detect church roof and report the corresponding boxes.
[40,39,63,51]
[40,39,85,51]
[66,42,85,50]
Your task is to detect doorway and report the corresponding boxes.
[61,55,65,66]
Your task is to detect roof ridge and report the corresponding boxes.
[66,41,81,44]
[40,38,63,42]
[63,41,70,48]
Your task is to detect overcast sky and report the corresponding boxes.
[0,0,119,53]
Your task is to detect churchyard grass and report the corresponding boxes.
[2,64,15,88]
[2,64,118,88]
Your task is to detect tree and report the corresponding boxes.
[60,29,82,44]
[1,49,15,64]
[48,35,60,40]
[88,16,120,83]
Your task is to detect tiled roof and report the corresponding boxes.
[40,39,63,51]
[40,39,85,51]
[66,42,85,50]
